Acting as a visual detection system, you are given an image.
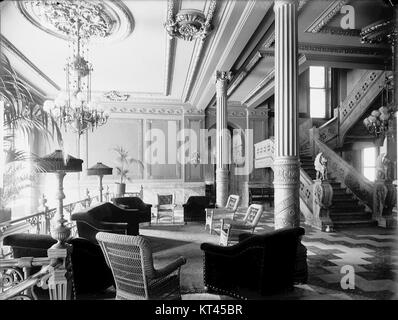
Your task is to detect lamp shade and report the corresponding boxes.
[37,150,83,173]
[87,162,113,176]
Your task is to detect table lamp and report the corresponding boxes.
[86,162,113,202]
[37,149,83,248]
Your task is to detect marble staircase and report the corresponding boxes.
[300,152,376,228]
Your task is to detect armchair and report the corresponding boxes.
[153,193,176,224]
[111,196,152,224]
[200,227,306,299]
[205,195,240,234]
[3,233,114,295]
[183,196,215,223]
[219,204,264,246]
[96,232,186,300]
[71,202,141,244]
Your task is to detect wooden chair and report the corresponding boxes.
[154,193,177,224]
[96,232,186,300]
[219,204,264,246]
[204,195,240,234]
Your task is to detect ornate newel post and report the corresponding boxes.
[87,162,113,202]
[37,150,83,300]
[215,71,232,207]
[373,154,396,228]
[273,0,300,229]
[313,153,334,231]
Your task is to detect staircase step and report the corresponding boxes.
[331,201,362,207]
[332,220,377,228]
[330,211,369,217]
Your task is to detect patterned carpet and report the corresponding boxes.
[142,209,398,300]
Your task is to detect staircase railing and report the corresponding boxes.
[318,70,387,148]
[0,257,55,300]
[254,137,325,229]
[310,127,374,210]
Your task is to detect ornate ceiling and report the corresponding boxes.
[0,0,392,114]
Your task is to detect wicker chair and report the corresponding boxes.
[205,195,240,234]
[219,204,264,246]
[154,193,177,224]
[96,232,186,300]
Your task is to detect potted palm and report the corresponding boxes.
[113,146,143,197]
[1,52,62,222]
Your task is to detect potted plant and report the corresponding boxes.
[113,146,143,197]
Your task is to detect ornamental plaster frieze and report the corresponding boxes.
[305,0,347,34]
[107,106,184,116]
[205,107,269,118]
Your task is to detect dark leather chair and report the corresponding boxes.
[111,197,152,224]
[71,202,141,244]
[3,233,115,295]
[183,196,215,223]
[200,227,307,299]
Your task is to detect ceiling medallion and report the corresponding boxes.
[16,0,134,43]
[164,0,217,42]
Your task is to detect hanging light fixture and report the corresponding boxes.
[42,1,110,136]
[363,75,394,137]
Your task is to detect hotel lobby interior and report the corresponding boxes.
[0,0,398,301]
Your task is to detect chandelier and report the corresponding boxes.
[42,1,110,136]
[363,75,394,137]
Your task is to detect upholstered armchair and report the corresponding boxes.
[3,233,115,295]
[200,227,306,299]
[219,204,264,246]
[205,194,240,234]
[111,196,152,224]
[183,196,215,223]
[71,202,141,244]
[96,232,186,300]
[153,193,177,224]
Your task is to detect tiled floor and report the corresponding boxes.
[253,211,398,300]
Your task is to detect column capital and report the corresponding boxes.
[215,70,232,83]
[274,0,298,10]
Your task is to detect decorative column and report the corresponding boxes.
[273,0,300,229]
[215,71,232,207]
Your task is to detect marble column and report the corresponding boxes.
[273,0,300,229]
[215,71,232,207]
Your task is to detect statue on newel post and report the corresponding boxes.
[373,153,396,228]
[312,153,334,232]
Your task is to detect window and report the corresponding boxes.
[362,147,377,182]
[309,66,327,118]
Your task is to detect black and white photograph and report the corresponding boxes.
[0,0,397,311]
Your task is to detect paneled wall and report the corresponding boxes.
[36,108,207,206]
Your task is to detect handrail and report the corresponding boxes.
[0,261,59,300]
[312,132,374,209]
[0,257,51,269]
[0,192,100,235]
